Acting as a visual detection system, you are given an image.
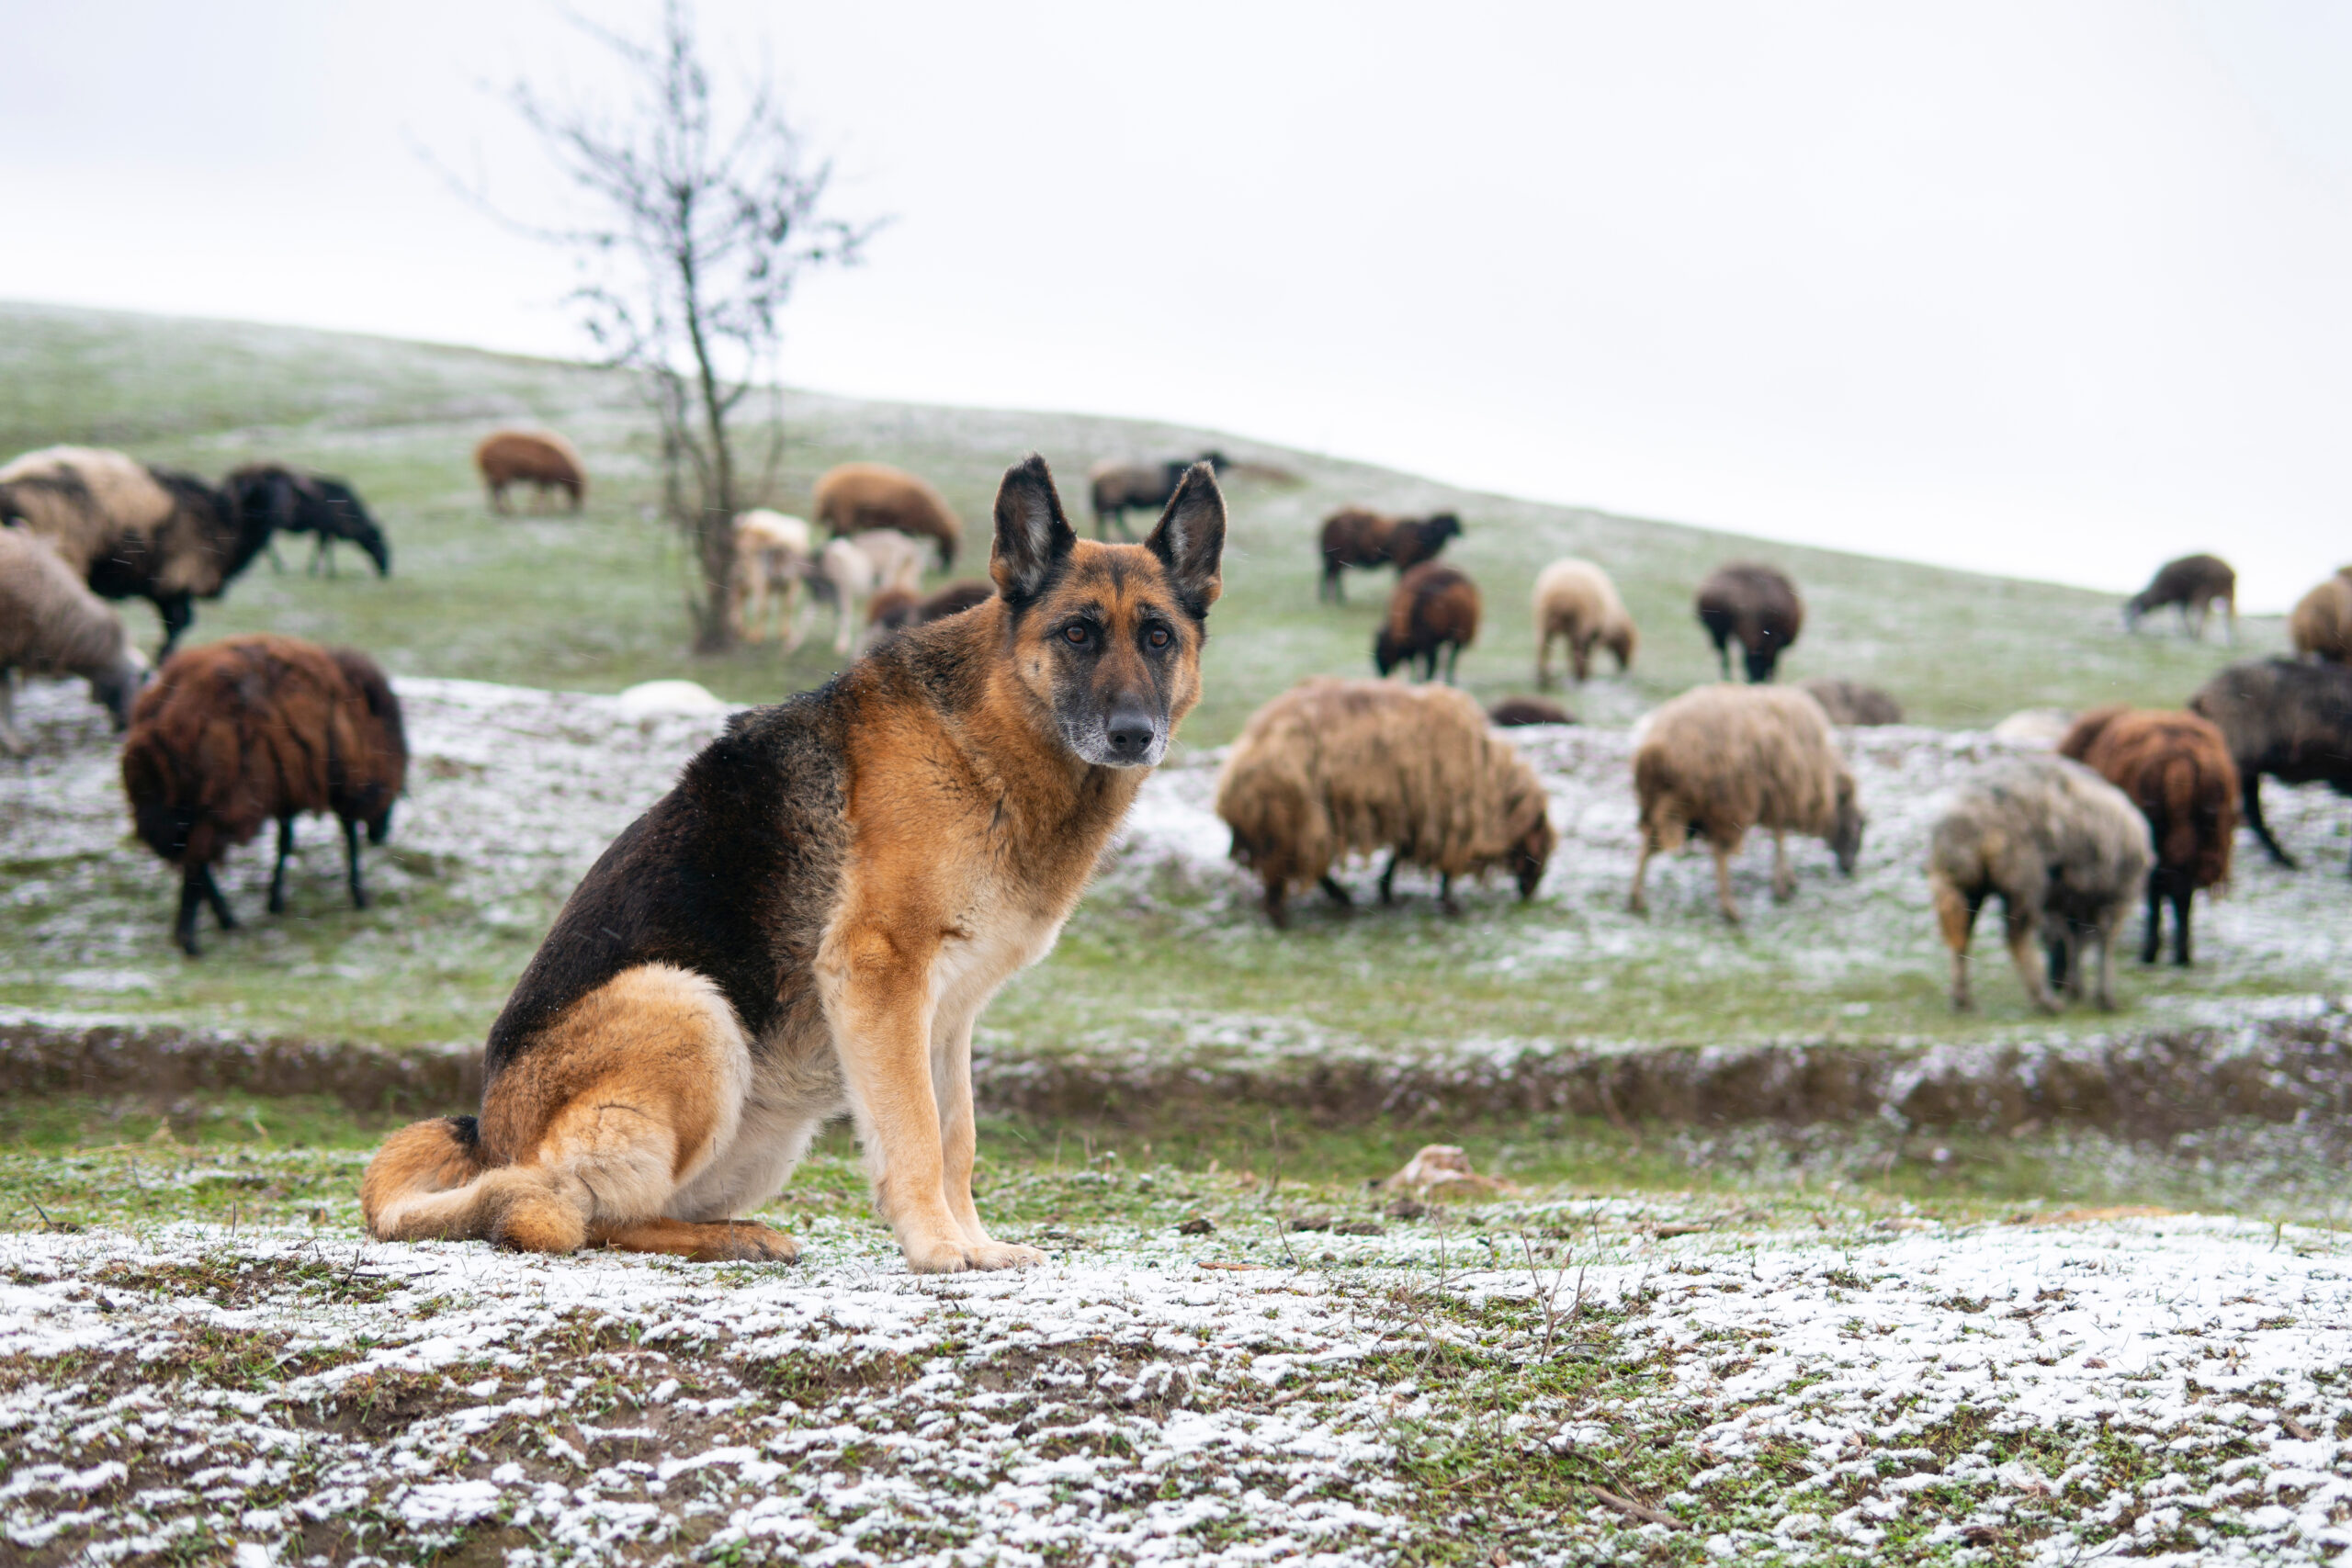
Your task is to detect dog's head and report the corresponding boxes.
[990,453,1224,769]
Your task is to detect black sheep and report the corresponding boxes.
[230,465,390,578]
[2188,659,2352,874]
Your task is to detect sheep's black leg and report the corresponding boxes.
[269,816,296,914]
[2141,874,2162,964]
[157,594,194,657]
[1439,873,1460,916]
[2173,885,2193,965]
[1262,880,1288,929]
[1444,644,1460,684]
[344,817,369,909]
[2241,773,2295,868]
[1378,851,1402,906]
[1318,874,1353,908]
[175,871,205,957]
[1713,634,1731,680]
[198,864,236,931]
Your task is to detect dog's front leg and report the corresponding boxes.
[933,1016,1045,1268]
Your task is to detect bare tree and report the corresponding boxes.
[497,1,878,650]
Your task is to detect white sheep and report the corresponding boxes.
[0,526,147,752]
[1532,558,1637,686]
[807,530,927,655]
[729,510,815,648]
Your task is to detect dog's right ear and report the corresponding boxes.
[990,453,1077,604]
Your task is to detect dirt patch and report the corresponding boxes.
[0,1018,479,1117]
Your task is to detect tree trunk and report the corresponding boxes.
[681,249,739,655]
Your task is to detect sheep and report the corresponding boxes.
[812,462,961,568]
[1215,677,1555,927]
[806,531,927,656]
[231,465,390,578]
[1487,696,1574,728]
[1091,452,1228,542]
[474,430,585,514]
[729,510,815,648]
[869,579,996,638]
[120,634,407,956]
[865,585,921,635]
[2188,658,2352,874]
[1375,563,1481,682]
[2289,570,2352,664]
[0,446,273,653]
[2123,553,2234,642]
[1927,754,2154,1012]
[1317,508,1463,602]
[1798,677,1904,726]
[2057,706,2238,966]
[1531,558,1637,687]
[1628,683,1863,923]
[0,528,147,753]
[1694,562,1804,682]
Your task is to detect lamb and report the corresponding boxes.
[1531,558,1636,686]
[808,530,928,655]
[1927,754,2154,1012]
[2057,706,2238,965]
[120,635,407,956]
[728,509,815,647]
[1317,508,1463,602]
[1487,695,1574,727]
[2188,658,2352,874]
[1694,562,1804,682]
[1798,677,1903,726]
[2289,569,2352,664]
[474,430,585,514]
[1374,563,1481,682]
[1628,683,1863,922]
[1091,452,1228,541]
[812,462,961,568]
[0,446,274,653]
[0,528,147,752]
[870,579,996,637]
[231,465,390,578]
[2123,553,2235,642]
[1215,677,1555,927]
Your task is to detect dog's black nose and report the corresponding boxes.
[1104,710,1157,759]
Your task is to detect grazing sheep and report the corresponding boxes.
[2058,707,2238,966]
[1317,508,1463,602]
[2188,658,2352,874]
[1694,562,1804,682]
[2289,570,2352,664]
[865,585,921,634]
[231,465,390,578]
[474,430,585,514]
[1992,708,2075,749]
[121,635,406,956]
[1629,684,1863,923]
[807,531,927,656]
[1928,755,2154,1012]
[912,580,996,621]
[1798,677,1903,726]
[812,462,962,568]
[2123,553,2235,642]
[1215,677,1555,927]
[729,510,815,648]
[1091,452,1228,542]
[0,446,273,653]
[865,580,994,643]
[1488,696,1575,727]
[1532,558,1637,686]
[1375,563,1481,682]
[0,528,147,752]
[1386,513,1463,572]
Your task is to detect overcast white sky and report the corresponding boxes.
[3,2,2346,606]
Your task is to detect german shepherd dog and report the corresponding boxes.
[362,456,1225,1272]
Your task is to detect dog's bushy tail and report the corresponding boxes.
[360,1116,492,1241]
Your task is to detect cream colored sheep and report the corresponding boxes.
[807,530,929,655]
[1532,558,1637,686]
[729,510,814,648]
[0,528,147,752]
[1629,683,1864,922]
[1215,677,1555,926]
[1927,754,2154,1012]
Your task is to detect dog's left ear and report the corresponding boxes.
[990,453,1077,604]
[1146,462,1225,616]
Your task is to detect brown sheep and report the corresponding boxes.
[1694,562,1804,682]
[1091,452,1228,541]
[2188,658,2352,874]
[1487,696,1575,727]
[912,579,996,621]
[0,527,148,750]
[2289,570,2352,664]
[474,430,585,514]
[1532,558,1637,686]
[2123,553,2234,642]
[865,585,921,633]
[1375,563,1481,682]
[1317,508,1462,602]
[1798,677,1904,726]
[812,462,962,569]
[0,446,274,653]
[1215,677,1555,926]
[2057,707,2238,966]
[1630,683,1863,922]
[121,634,407,956]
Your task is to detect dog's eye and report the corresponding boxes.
[1063,624,1089,646]
[1146,626,1171,649]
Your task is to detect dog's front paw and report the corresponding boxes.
[901,1236,1046,1273]
[700,1223,799,1264]
[967,1240,1046,1270]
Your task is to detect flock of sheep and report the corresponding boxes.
[2,421,2348,1020]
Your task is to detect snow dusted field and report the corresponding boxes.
[4,1178,2350,1565]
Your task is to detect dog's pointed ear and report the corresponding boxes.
[990,453,1076,604]
[1146,462,1225,615]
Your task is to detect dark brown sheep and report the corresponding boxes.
[913,579,996,621]
[1799,677,1903,726]
[865,585,921,632]
[1317,508,1462,603]
[1090,452,1228,541]
[1375,563,1480,682]
[1488,696,1575,727]
[121,634,408,955]
[2059,707,2239,964]
[1695,562,1804,682]
[813,462,962,568]
[475,431,585,514]
[2124,553,2234,642]
[2188,659,2352,874]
